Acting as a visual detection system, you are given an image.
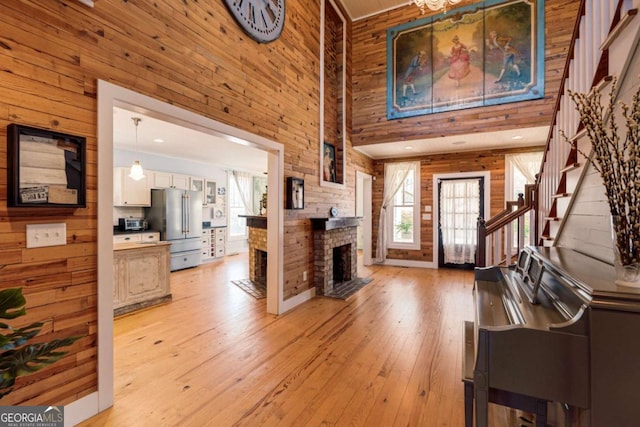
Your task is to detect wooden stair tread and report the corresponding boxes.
[570,127,588,142]
[552,193,572,199]
[595,75,614,91]
[560,163,581,173]
[540,235,555,241]
[545,217,561,221]
[600,8,638,51]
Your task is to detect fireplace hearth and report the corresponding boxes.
[312,217,360,296]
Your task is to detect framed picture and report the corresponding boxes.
[286,177,304,209]
[387,0,545,120]
[7,124,86,208]
[323,142,337,183]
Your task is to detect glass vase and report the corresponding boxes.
[611,215,640,288]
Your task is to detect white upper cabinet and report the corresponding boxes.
[204,180,217,206]
[190,177,204,193]
[114,167,151,207]
[152,171,189,190]
[171,174,190,190]
[151,171,172,189]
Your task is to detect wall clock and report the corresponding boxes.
[223,0,285,43]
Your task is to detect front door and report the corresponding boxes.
[438,177,484,269]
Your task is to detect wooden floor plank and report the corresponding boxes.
[79,254,494,427]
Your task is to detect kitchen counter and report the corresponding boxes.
[113,240,172,316]
[114,240,171,251]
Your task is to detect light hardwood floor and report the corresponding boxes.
[80,253,485,426]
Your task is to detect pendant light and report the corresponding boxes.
[129,117,145,181]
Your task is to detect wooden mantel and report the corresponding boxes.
[240,215,267,229]
[310,217,361,231]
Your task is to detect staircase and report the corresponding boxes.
[537,0,639,254]
[477,0,640,267]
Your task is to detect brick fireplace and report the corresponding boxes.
[312,217,360,295]
[246,216,267,285]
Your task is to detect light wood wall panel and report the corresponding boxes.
[371,146,542,263]
[351,0,581,146]
[0,0,373,405]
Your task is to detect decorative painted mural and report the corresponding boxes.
[387,0,545,119]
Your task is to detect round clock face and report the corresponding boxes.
[330,206,338,217]
[223,0,285,43]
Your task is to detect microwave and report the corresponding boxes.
[118,217,147,231]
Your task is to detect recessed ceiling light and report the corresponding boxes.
[452,141,466,145]
[404,146,413,150]
[512,135,524,140]
[153,138,165,143]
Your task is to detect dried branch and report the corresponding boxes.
[562,77,640,265]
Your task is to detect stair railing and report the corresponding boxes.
[476,184,535,267]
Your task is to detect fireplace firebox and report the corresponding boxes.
[311,217,360,296]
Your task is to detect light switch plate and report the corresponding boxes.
[422,213,432,221]
[26,223,67,248]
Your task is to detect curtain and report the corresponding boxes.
[508,152,543,185]
[231,171,254,215]
[440,179,480,264]
[375,162,413,263]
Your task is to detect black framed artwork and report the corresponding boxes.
[286,177,304,210]
[7,124,86,208]
[322,142,337,183]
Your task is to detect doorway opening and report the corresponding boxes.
[355,171,373,266]
[97,80,285,416]
[433,171,490,270]
[438,177,484,269]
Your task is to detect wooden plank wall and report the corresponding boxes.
[351,0,582,146]
[371,147,543,263]
[0,0,373,404]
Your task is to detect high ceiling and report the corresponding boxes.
[114,0,548,168]
[339,0,548,159]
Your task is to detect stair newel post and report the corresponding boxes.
[477,217,487,267]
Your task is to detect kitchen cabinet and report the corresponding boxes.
[172,174,190,190]
[113,241,171,316]
[113,167,151,207]
[113,232,159,245]
[190,177,208,206]
[205,180,217,205]
[201,226,226,261]
[152,171,190,190]
[190,177,204,192]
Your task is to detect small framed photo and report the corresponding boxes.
[7,124,86,208]
[286,177,304,210]
[323,142,337,183]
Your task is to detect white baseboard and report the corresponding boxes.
[383,259,436,269]
[65,392,99,427]
[281,287,316,313]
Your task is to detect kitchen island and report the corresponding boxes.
[113,241,172,316]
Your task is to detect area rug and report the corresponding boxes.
[231,279,266,299]
[323,277,373,300]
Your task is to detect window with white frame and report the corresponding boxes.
[506,151,543,247]
[388,161,420,249]
[228,171,254,240]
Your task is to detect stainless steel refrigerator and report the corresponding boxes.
[146,188,203,271]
